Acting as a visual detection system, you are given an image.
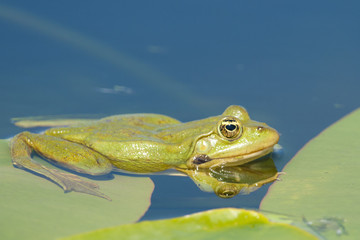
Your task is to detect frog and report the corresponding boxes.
[10,105,279,200]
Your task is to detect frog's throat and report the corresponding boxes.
[192,146,274,168]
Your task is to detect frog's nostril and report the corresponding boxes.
[257,126,264,131]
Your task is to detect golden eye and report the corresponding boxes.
[215,184,240,198]
[218,117,242,139]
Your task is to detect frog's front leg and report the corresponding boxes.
[10,132,113,200]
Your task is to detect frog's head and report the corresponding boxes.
[185,105,280,169]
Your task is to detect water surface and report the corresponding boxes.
[1,0,359,220]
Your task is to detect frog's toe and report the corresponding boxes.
[56,171,100,189]
[46,168,112,201]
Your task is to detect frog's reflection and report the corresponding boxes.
[177,157,279,198]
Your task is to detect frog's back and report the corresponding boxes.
[44,113,187,172]
[45,113,182,143]
[101,113,181,128]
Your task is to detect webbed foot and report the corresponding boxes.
[11,132,113,201]
[46,168,112,201]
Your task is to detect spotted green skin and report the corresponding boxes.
[10,105,279,199]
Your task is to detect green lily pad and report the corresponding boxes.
[0,139,154,240]
[62,208,316,240]
[260,108,360,239]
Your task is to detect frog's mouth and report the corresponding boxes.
[191,146,274,168]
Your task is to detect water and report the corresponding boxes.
[1,0,359,221]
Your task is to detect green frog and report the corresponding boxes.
[10,105,279,199]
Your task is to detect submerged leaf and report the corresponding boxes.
[260,108,360,239]
[0,139,154,240]
[62,208,316,240]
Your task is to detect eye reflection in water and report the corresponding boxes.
[177,156,280,198]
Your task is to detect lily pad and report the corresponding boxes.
[62,208,316,240]
[260,108,360,239]
[0,139,154,240]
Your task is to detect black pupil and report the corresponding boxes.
[225,124,236,131]
[224,191,234,196]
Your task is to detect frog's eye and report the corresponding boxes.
[218,117,242,140]
[215,184,239,198]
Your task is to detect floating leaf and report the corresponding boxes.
[260,108,360,239]
[0,139,154,240]
[12,116,96,128]
[62,208,316,240]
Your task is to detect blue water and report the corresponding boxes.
[1,0,359,220]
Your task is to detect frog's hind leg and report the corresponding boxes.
[10,132,113,200]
